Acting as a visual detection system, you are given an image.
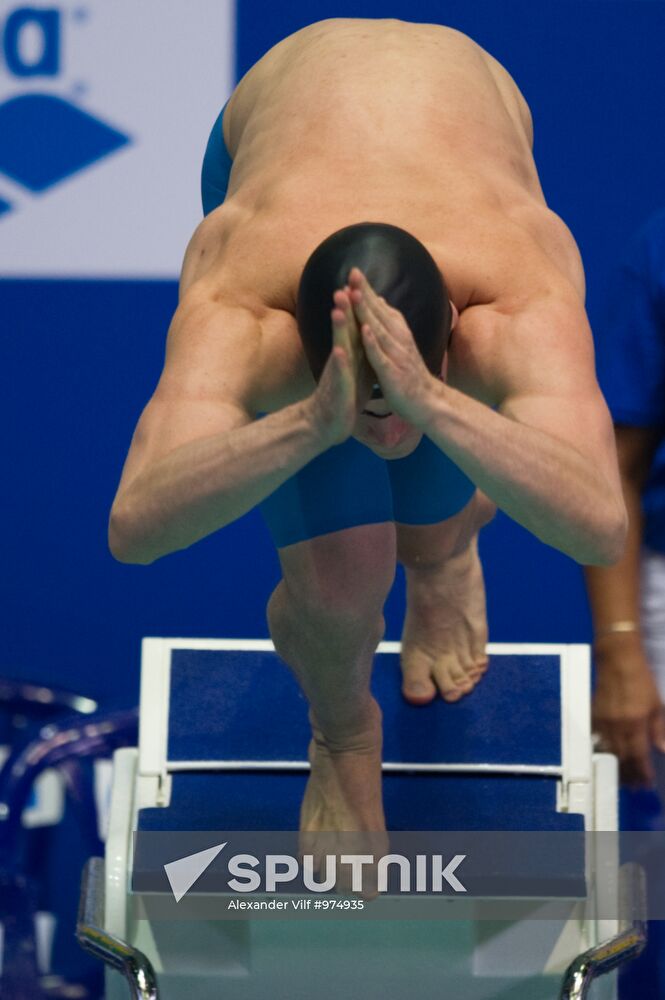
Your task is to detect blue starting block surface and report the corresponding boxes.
[132,642,591,902]
[164,647,562,767]
[137,643,587,836]
[138,771,583,833]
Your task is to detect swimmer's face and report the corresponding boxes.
[352,400,423,459]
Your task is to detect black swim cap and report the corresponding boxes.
[296,221,451,383]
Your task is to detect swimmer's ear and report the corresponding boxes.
[449,301,460,332]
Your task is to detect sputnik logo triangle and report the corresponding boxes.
[164,842,227,902]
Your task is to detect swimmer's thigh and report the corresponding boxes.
[388,434,492,567]
[260,438,397,617]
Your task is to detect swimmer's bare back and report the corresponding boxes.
[177,18,587,414]
[183,19,582,309]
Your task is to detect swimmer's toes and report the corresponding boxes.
[461,653,487,679]
[403,684,438,705]
[431,654,479,702]
[472,658,489,678]
[400,648,438,705]
[469,632,489,666]
[442,689,465,703]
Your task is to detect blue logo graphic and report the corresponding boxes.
[0,7,132,219]
[3,7,60,76]
[0,94,130,192]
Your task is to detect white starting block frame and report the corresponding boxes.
[77,640,646,1000]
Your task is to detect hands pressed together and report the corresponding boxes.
[311,267,441,445]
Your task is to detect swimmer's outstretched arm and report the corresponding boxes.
[351,269,626,566]
[109,292,365,565]
[421,373,626,565]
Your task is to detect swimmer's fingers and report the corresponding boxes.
[348,268,413,348]
[330,306,355,379]
[356,296,415,370]
[314,328,356,446]
[325,296,371,418]
[360,322,396,383]
[360,314,438,428]
[332,289,374,410]
[349,279,393,339]
[331,296,353,359]
[332,288,365,376]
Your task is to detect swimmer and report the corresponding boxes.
[109,19,626,879]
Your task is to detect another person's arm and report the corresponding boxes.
[585,425,665,786]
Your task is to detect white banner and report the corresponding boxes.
[0,1,235,276]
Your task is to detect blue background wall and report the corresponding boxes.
[2,1,664,991]
[3,0,665,712]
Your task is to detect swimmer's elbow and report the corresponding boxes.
[598,497,629,566]
[576,500,628,567]
[108,500,158,565]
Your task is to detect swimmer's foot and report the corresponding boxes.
[400,536,488,704]
[299,700,389,899]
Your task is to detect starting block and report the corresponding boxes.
[77,640,646,999]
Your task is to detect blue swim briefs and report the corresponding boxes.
[200,104,476,548]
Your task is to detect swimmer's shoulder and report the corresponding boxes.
[449,275,589,408]
[166,286,310,418]
[176,221,312,415]
[179,213,226,298]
